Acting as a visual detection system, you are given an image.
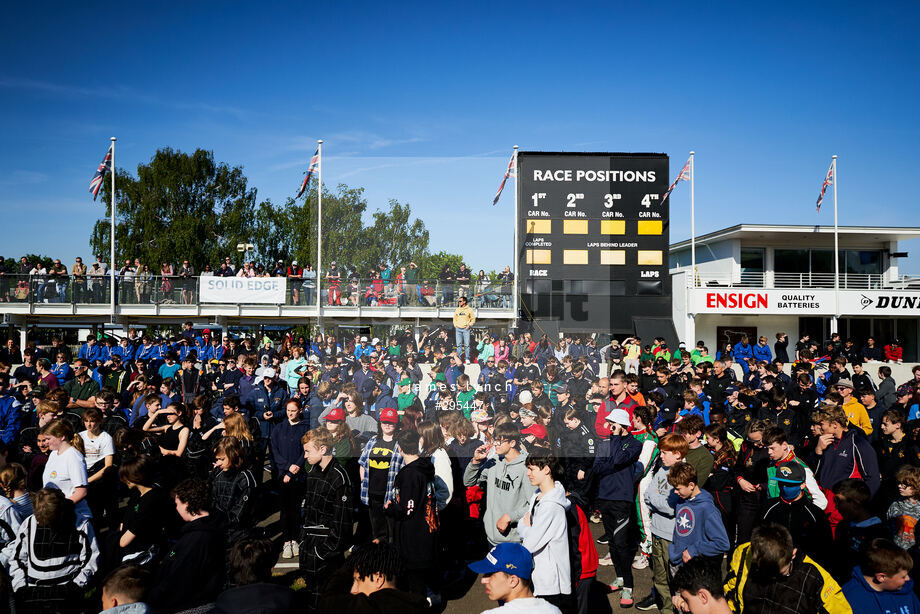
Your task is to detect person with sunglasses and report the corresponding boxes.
[733,419,771,546]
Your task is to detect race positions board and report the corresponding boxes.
[517,152,671,333]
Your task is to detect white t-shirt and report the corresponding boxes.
[482,598,562,614]
[79,430,115,468]
[43,446,92,519]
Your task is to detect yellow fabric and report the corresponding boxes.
[453,305,476,329]
[725,543,852,614]
[843,397,872,434]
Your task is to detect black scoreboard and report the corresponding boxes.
[517,152,671,334]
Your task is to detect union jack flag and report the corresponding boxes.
[816,159,834,212]
[89,144,113,201]
[296,147,320,198]
[660,156,691,205]
[492,150,516,206]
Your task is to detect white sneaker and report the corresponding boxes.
[598,553,613,566]
[632,553,649,569]
[282,541,293,559]
[291,541,300,557]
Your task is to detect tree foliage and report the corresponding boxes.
[419,251,466,279]
[88,147,445,279]
[251,184,430,279]
[90,148,260,271]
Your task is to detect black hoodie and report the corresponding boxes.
[385,457,439,569]
[149,514,227,613]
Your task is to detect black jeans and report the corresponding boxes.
[279,480,305,541]
[597,498,635,588]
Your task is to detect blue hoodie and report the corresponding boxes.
[842,566,920,614]
[668,489,730,564]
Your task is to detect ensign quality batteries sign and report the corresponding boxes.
[693,289,920,316]
[199,277,287,304]
[517,152,670,332]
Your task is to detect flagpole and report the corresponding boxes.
[512,145,519,324]
[109,137,116,323]
[316,140,323,333]
[689,151,695,288]
[832,154,839,334]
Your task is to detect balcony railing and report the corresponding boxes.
[691,271,887,289]
[0,274,512,309]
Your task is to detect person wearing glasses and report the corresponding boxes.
[62,358,100,413]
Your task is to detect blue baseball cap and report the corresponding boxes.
[468,543,534,579]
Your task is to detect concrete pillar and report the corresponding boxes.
[19,326,27,352]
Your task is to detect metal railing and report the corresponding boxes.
[0,274,513,309]
[691,271,886,290]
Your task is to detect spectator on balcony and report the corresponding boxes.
[419,279,435,306]
[326,261,342,305]
[178,259,195,304]
[50,259,68,302]
[217,261,234,277]
[271,260,285,277]
[287,260,303,304]
[200,263,214,277]
[303,263,316,305]
[30,261,50,303]
[498,265,514,308]
[87,261,104,302]
[223,256,235,274]
[456,264,471,299]
[159,261,173,299]
[70,257,87,303]
[136,264,153,304]
[440,264,454,305]
[405,262,419,305]
[380,262,391,285]
[885,339,904,363]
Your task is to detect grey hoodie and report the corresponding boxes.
[463,450,531,544]
[518,481,572,596]
[644,461,680,540]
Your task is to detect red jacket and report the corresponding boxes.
[595,395,639,439]
[885,344,903,362]
[574,502,598,580]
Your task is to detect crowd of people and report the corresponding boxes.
[0,322,918,614]
[0,256,515,308]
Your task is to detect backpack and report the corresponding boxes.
[564,493,598,583]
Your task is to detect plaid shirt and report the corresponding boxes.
[358,435,404,505]
[301,457,352,568]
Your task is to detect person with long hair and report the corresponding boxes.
[7,488,100,613]
[211,436,257,544]
[324,406,358,467]
[0,463,32,520]
[271,399,310,560]
[187,395,219,477]
[358,408,404,544]
[114,455,169,566]
[79,407,116,526]
[40,419,92,521]
[704,422,738,546]
[143,402,191,485]
[417,421,454,512]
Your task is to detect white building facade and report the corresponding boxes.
[670,225,920,361]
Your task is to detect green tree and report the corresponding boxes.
[419,251,465,280]
[251,184,430,280]
[90,148,260,271]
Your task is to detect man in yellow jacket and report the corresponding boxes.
[453,295,476,364]
[724,523,851,613]
[836,379,872,436]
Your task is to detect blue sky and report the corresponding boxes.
[3,2,920,273]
